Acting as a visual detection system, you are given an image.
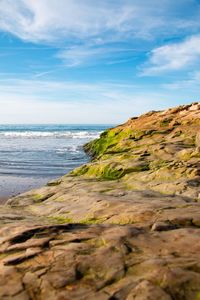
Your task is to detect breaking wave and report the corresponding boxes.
[0,131,101,139]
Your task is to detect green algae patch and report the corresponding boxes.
[86,163,126,180]
[32,192,54,203]
[71,162,124,180]
[79,217,106,224]
[159,117,173,127]
[48,215,73,224]
[33,194,45,203]
[71,164,89,176]
[84,128,136,158]
[72,158,150,180]
[196,292,200,300]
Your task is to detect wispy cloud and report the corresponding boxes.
[0,0,199,44]
[1,0,200,68]
[0,78,139,100]
[0,0,136,43]
[33,70,55,78]
[57,45,137,67]
[141,34,200,75]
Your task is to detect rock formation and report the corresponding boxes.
[0,103,199,299]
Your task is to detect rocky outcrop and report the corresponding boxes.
[74,102,200,199]
[0,103,200,299]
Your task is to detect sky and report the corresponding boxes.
[0,0,200,124]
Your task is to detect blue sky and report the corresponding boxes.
[0,0,200,123]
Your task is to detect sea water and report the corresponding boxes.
[0,124,111,197]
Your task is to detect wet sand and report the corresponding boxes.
[0,175,50,201]
[0,175,52,206]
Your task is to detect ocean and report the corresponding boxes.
[0,124,111,197]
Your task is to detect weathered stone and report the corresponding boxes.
[196,132,200,147]
[0,103,199,299]
[126,280,172,300]
[151,222,177,231]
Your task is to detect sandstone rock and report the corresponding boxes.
[151,222,177,231]
[196,132,200,147]
[126,280,172,300]
[0,103,199,299]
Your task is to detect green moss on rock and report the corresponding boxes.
[48,215,73,224]
[33,194,45,203]
[84,128,135,158]
[72,160,149,181]
[71,164,89,176]
[79,217,106,224]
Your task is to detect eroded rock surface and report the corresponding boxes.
[0,103,200,299]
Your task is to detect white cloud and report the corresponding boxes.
[0,0,136,43]
[0,0,198,44]
[142,35,200,75]
[57,46,111,67]
[33,70,54,78]
[57,45,136,67]
[1,0,200,67]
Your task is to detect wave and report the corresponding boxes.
[56,145,83,154]
[0,131,101,139]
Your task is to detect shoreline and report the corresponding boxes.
[0,175,53,202]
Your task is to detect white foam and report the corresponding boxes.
[56,145,81,154]
[0,131,101,139]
